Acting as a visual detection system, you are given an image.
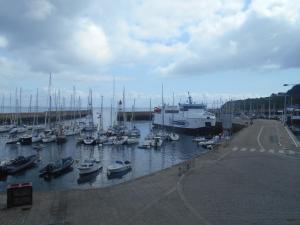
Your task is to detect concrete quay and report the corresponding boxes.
[1,119,300,225]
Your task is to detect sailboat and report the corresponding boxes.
[83,90,96,145]
[42,74,56,143]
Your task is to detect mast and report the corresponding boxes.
[122,86,126,126]
[149,98,152,132]
[100,95,104,132]
[48,73,52,129]
[112,76,115,126]
[161,84,165,131]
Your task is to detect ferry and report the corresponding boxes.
[153,94,216,135]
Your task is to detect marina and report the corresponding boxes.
[0,112,213,191]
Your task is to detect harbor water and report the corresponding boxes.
[0,108,208,192]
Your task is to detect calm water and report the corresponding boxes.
[0,109,207,192]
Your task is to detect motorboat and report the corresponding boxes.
[65,127,81,136]
[39,157,74,177]
[152,136,163,148]
[138,139,152,149]
[42,130,56,143]
[9,126,27,134]
[5,135,19,144]
[128,127,141,137]
[0,125,13,133]
[1,155,37,175]
[192,136,206,142]
[20,133,32,145]
[107,160,131,175]
[78,159,102,175]
[126,136,139,144]
[32,132,43,143]
[83,136,96,145]
[113,136,128,145]
[167,132,180,141]
[103,136,117,145]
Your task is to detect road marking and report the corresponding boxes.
[278,150,285,154]
[240,147,247,152]
[285,126,300,147]
[269,149,274,153]
[260,149,265,153]
[257,126,265,150]
[288,150,295,155]
[232,147,238,151]
[250,148,256,152]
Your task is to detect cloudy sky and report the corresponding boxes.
[0,0,299,108]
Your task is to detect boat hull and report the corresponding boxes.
[152,123,222,136]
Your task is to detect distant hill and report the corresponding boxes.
[222,84,300,113]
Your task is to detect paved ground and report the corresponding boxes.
[1,119,300,225]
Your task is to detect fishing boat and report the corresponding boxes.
[78,159,102,175]
[1,155,37,175]
[39,157,74,177]
[107,160,131,175]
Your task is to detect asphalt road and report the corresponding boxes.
[1,119,299,225]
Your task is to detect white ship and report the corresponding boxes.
[153,94,216,135]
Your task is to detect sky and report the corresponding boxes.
[0,0,299,108]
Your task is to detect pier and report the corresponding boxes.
[0,110,90,124]
[1,119,299,225]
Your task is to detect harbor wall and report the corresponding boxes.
[0,110,90,124]
[117,111,153,121]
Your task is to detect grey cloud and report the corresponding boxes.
[163,12,300,76]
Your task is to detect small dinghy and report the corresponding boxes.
[107,160,131,175]
[39,157,74,178]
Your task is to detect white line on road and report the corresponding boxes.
[240,147,247,152]
[278,150,285,154]
[285,126,299,147]
[288,150,295,155]
[257,126,265,150]
[269,149,275,153]
[250,148,256,152]
[260,149,265,153]
[232,147,238,151]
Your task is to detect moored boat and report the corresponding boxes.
[39,157,74,177]
[78,159,102,175]
[107,160,131,175]
[2,155,37,175]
